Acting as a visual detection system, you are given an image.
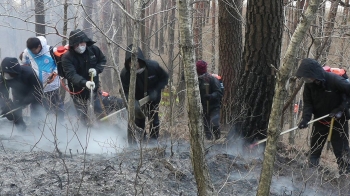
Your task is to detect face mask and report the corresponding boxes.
[136,67,145,74]
[75,45,86,54]
[302,77,314,83]
[3,72,14,80]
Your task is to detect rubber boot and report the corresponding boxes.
[309,156,320,168]
[213,126,221,140]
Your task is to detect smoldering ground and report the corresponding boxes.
[1,110,350,195]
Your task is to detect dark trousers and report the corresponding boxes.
[71,92,103,125]
[43,89,64,119]
[11,100,42,131]
[310,118,350,171]
[203,107,221,140]
[135,102,160,139]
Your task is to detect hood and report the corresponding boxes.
[1,57,21,74]
[295,58,325,81]
[36,36,50,56]
[124,44,146,71]
[68,29,95,48]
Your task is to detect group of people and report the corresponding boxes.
[0,29,223,142]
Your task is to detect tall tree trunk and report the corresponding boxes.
[257,1,322,195]
[146,1,157,59]
[82,0,94,38]
[34,0,45,36]
[100,0,113,91]
[167,0,176,127]
[210,0,216,73]
[140,2,147,57]
[218,0,243,125]
[193,2,203,61]
[177,0,214,195]
[154,12,159,49]
[315,0,341,64]
[340,0,349,66]
[59,0,69,105]
[159,1,167,54]
[127,0,142,145]
[114,3,123,93]
[314,2,325,60]
[234,0,283,141]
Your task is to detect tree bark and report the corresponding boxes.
[34,0,45,36]
[256,0,322,195]
[218,0,243,124]
[315,0,341,64]
[210,0,216,73]
[127,0,142,144]
[234,0,283,141]
[168,0,176,126]
[177,0,214,195]
[193,2,203,61]
[340,0,349,66]
[82,0,94,39]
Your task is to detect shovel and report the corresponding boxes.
[249,114,330,149]
[100,96,149,121]
[0,107,22,118]
[204,83,209,114]
[326,117,335,151]
[88,73,94,125]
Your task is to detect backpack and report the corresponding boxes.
[211,73,224,95]
[50,45,69,78]
[323,66,349,81]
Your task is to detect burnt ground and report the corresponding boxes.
[1,116,350,195]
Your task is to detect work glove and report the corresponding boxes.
[89,68,97,77]
[298,119,309,129]
[204,94,213,101]
[86,81,95,90]
[149,90,158,102]
[329,107,344,119]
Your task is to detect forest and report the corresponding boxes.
[0,0,350,195]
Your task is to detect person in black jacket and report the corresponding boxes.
[296,58,350,175]
[61,29,107,125]
[0,57,43,131]
[120,44,169,140]
[196,60,223,140]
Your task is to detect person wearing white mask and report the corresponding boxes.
[61,29,107,126]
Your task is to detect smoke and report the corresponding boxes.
[0,108,129,155]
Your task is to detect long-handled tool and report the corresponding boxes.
[204,83,209,114]
[100,96,149,121]
[249,114,330,149]
[326,117,335,150]
[43,72,58,89]
[88,73,94,125]
[0,106,22,118]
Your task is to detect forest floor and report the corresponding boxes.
[0,113,350,196]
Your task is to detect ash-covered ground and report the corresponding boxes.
[0,113,349,195]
